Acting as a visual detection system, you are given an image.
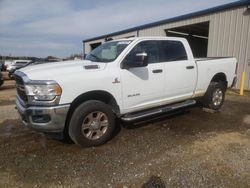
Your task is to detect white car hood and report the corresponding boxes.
[19,60,107,81]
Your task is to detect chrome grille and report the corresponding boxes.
[15,75,28,102]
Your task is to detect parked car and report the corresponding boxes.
[9,60,53,79]
[6,60,31,72]
[8,60,33,79]
[0,72,4,87]
[15,37,237,147]
[3,60,12,71]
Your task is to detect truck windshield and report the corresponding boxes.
[85,40,132,63]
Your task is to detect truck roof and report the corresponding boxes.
[112,36,187,42]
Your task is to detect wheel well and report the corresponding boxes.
[64,90,120,136]
[211,73,227,88]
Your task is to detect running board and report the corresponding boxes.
[121,99,196,122]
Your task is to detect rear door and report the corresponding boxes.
[160,40,197,102]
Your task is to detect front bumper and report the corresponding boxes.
[16,98,70,132]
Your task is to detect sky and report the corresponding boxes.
[0,0,238,58]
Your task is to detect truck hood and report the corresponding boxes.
[19,60,107,81]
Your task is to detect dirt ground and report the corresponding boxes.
[0,79,250,188]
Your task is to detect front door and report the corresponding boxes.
[120,40,165,113]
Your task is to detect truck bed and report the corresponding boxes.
[194,57,237,95]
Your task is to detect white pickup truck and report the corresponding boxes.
[15,37,237,147]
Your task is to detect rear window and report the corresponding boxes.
[160,40,187,62]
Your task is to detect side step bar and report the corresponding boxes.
[121,99,196,122]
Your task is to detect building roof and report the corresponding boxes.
[83,0,250,43]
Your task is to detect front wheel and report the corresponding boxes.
[202,82,226,110]
[69,100,116,147]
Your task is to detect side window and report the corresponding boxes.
[124,41,160,64]
[160,41,188,62]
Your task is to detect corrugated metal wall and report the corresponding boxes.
[84,6,250,89]
[139,6,250,89]
[207,7,250,89]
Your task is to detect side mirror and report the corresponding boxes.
[122,52,148,69]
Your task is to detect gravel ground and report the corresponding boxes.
[0,79,250,188]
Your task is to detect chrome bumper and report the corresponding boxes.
[16,98,70,132]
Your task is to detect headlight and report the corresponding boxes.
[25,84,62,101]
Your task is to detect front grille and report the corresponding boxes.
[15,75,28,102]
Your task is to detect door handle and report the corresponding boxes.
[186,66,194,69]
[152,69,163,73]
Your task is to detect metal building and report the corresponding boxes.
[83,0,250,90]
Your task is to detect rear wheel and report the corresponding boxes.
[202,82,226,110]
[69,100,116,147]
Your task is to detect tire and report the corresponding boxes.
[202,81,226,110]
[68,100,116,147]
